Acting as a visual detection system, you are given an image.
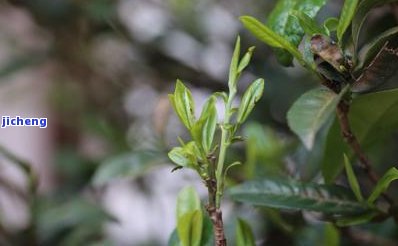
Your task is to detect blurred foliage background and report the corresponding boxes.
[0,0,397,245]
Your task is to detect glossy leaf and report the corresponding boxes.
[291,10,326,36]
[236,218,255,246]
[337,0,359,43]
[287,87,345,150]
[237,78,265,124]
[344,154,364,201]
[352,0,398,49]
[322,89,398,183]
[267,0,327,66]
[92,151,165,186]
[368,167,398,204]
[229,179,370,214]
[171,80,196,129]
[228,36,241,93]
[323,17,339,35]
[240,16,306,67]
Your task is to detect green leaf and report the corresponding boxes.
[343,154,364,201]
[237,78,265,124]
[168,216,214,246]
[192,96,217,153]
[267,0,327,66]
[92,151,164,186]
[323,224,340,246]
[172,80,196,129]
[337,0,359,43]
[168,147,192,168]
[237,46,255,73]
[322,89,398,183]
[228,36,241,93]
[177,210,203,246]
[335,211,380,226]
[177,186,201,219]
[323,17,339,36]
[287,87,346,150]
[176,187,203,246]
[229,178,371,214]
[352,0,398,49]
[236,218,255,246]
[367,167,398,204]
[355,26,398,71]
[291,10,326,36]
[240,16,306,67]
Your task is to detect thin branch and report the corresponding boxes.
[336,100,394,206]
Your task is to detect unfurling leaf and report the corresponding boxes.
[228,36,241,93]
[238,46,255,73]
[168,142,200,168]
[236,218,255,246]
[368,167,398,204]
[237,79,264,124]
[171,80,196,130]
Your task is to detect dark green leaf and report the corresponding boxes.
[287,87,346,150]
[237,78,265,124]
[228,36,241,93]
[236,218,255,246]
[337,0,359,43]
[291,10,326,36]
[240,16,306,67]
[344,154,364,201]
[267,0,327,66]
[322,89,398,183]
[352,0,398,49]
[368,167,398,204]
[92,151,164,186]
[229,179,371,214]
[323,17,339,36]
[336,211,380,226]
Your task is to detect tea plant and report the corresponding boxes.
[231,0,398,229]
[168,37,264,246]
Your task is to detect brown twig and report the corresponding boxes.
[336,99,394,206]
[205,155,226,246]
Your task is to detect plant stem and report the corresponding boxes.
[336,100,394,206]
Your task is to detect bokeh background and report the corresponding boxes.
[0,0,397,245]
